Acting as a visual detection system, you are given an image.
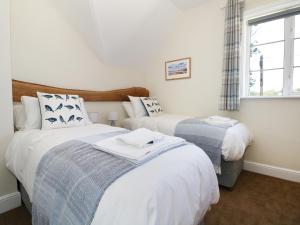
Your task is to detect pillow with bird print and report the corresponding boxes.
[37,92,86,130]
[140,97,163,117]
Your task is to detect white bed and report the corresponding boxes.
[6,123,219,225]
[122,114,252,161]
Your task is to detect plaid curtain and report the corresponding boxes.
[220,0,243,111]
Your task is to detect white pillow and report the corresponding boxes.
[13,104,26,130]
[128,96,148,117]
[37,92,86,130]
[79,98,92,125]
[140,97,163,117]
[21,96,42,130]
[122,102,135,118]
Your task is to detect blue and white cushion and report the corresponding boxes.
[37,92,86,129]
[140,97,163,117]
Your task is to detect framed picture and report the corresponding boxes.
[165,57,191,80]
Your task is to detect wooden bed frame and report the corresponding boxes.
[12,79,149,102]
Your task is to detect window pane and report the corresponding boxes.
[293,67,300,93]
[263,69,283,96]
[295,15,300,38]
[250,42,284,71]
[294,39,300,67]
[250,19,284,45]
[249,71,260,96]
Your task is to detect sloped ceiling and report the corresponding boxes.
[50,0,207,68]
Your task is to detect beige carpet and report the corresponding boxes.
[205,171,300,225]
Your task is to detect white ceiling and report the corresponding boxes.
[50,0,208,68]
[171,0,209,9]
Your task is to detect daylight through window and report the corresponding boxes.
[246,10,300,97]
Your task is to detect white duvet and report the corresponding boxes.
[123,114,253,161]
[5,124,219,225]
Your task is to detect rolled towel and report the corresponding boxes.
[117,128,164,148]
[204,116,238,127]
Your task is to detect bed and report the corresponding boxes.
[6,124,219,225]
[122,114,252,189]
[6,80,220,225]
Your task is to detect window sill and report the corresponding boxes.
[241,96,300,100]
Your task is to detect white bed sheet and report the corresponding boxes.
[5,124,219,225]
[122,114,253,161]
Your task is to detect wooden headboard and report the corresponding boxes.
[12,79,149,102]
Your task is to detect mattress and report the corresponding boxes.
[6,124,219,225]
[122,114,252,161]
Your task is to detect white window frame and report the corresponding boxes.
[241,0,300,98]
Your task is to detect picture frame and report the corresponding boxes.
[165,57,191,80]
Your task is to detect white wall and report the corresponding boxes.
[145,0,225,117]
[10,0,145,124]
[0,0,18,197]
[144,0,300,171]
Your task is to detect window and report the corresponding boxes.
[294,15,300,93]
[244,7,300,97]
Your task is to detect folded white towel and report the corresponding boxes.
[204,116,238,127]
[93,132,185,164]
[208,116,232,122]
[117,128,164,148]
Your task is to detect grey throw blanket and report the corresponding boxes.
[32,131,135,225]
[32,130,184,225]
[175,118,231,174]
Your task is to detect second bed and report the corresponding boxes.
[122,114,252,189]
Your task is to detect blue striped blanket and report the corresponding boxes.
[175,118,231,174]
[32,131,184,225]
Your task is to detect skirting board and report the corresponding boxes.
[0,192,21,214]
[244,160,300,183]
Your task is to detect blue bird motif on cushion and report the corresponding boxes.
[54,94,64,100]
[64,105,74,110]
[75,104,81,110]
[43,94,53,99]
[55,103,63,111]
[68,115,75,122]
[59,115,66,124]
[76,117,83,122]
[45,105,54,112]
[45,118,57,123]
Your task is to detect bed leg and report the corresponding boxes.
[219,184,234,191]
